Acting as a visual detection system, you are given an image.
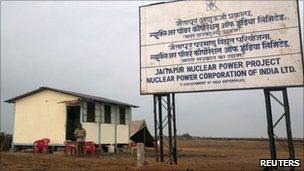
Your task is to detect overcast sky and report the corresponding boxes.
[1,1,303,138]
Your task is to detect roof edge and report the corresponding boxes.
[5,87,139,108]
[5,87,47,103]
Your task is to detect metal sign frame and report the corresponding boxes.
[139,0,304,167]
[153,93,177,164]
[263,88,296,170]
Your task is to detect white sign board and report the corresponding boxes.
[140,0,303,94]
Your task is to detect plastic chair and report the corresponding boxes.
[83,141,96,156]
[32,138,50,154]
[128,141,137,154]
[64,140,76,156]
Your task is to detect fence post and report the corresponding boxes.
[137,143,145,167]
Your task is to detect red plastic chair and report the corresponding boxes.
[32,138,50,154]
[129,141,137,148]
[64,140,76,156]
[128,141,137,154]
[83,141,96,156]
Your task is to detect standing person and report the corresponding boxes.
[74,123,86,157]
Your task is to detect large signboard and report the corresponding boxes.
[139,0,303,95]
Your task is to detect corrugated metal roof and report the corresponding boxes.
[5,86,139,108]
[130,120,146,137]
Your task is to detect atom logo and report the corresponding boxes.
[206,0,219,12]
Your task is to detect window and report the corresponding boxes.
[87,102,95,122]
[104,105,111,123]
[119,107,126,124]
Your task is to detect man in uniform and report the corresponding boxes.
[74,123,86,157]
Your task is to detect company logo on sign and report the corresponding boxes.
[206,0,219,12]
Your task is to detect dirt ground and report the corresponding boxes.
[0,139,303,170]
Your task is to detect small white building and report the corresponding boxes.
[5,87,138,148]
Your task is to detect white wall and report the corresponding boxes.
[13,90,78,145]
[81,102,132,144]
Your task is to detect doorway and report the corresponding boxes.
[66,106,80,141]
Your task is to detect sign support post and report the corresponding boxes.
[153,95,159,162]
[166,94,173,164]
[158,95,164,162]
[264,89,277,160]
[153,93,177,164]
[263,88,295,168]
[172,93,178,164]
[282,89,295,160]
